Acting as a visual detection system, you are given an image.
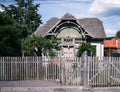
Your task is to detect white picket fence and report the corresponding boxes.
[0,56,120,87]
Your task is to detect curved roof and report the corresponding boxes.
[35,13,106,38]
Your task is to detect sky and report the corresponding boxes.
[0,0,120,37]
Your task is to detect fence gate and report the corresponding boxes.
[88,57,120,87]
[60,57,88,85]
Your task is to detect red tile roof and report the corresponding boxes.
[118,39,120,48]
[104,38,120,48]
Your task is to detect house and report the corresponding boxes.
[104,38,120,56]
[35,13,106,58]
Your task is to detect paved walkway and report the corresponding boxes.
[1,81,120,92]
[0,80,60,87]
[0,81,92,92]
[93,87,120,92]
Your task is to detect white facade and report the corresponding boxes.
[91,42,104,59]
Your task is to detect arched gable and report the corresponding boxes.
[52,20,89,39]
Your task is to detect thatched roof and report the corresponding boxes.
[61,13,76,20]
[35,17,60,36]
[78,18,106,38]
[35,13,106,38]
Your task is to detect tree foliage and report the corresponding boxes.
[1,0,42,37]
[22,35,60,56]
[0,0,42,56]
[0,12,21,56]
[77,42,96,57]
[116,30,120,38]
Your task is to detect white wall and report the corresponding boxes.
[91,42,104,59]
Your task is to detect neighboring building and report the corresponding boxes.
[35,13,106,58]
[104,38,120,56]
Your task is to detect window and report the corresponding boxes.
[75,38,82,43]
[64,38,73,42]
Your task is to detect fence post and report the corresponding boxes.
[3,57,5,81]
[37,57,39,80]
[81,51,87,85]
[60,56,65,85]
[84,57,88,85]
[80,57,84,85]
[108,57,111,86]
[87,57,90,86]
[11,59,12,81]
[26,57,28,80]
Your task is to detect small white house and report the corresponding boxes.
[35,13,106,58]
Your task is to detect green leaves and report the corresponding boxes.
[1,0,42,35]
[0,15,21,56]
[0,0,42,56]
[116,30,120,38]
[77,42,96,57]
[22,35,60,56]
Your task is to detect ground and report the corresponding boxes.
[0,80,60,87]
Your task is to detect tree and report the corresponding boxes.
[21,35,60,56]
[0,0,42,56]
[0,12,21,56]
[77,42,96,57]
[116,30,120,38]
[1,0,42,37]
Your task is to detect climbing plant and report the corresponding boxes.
[77,42,96,57]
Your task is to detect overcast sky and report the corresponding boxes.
[1,0,120,37]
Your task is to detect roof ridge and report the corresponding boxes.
[61,12,76,20]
